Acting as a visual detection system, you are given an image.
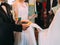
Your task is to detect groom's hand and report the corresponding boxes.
[22,24,29,30]
[21,20,32,30]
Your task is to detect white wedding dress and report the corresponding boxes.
[14,2,37,45]
[38,8,60,45]
[47,8,60,45]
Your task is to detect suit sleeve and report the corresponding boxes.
[14,24,22,32]
[0,16,22,32]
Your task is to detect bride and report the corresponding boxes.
[12,0,43,45]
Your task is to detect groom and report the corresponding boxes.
[0,0,29,45]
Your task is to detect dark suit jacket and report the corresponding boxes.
[35,2,44,28]
[46,0,50,11]
[0,2,22,45]
[46,0,57,11]
[52,0,57,7]
[36,2,43,17]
